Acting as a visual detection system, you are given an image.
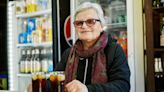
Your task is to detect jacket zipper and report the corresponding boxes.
[83,58,88,84]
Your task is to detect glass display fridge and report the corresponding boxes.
[7,0,61,91]
[70,0,140,92]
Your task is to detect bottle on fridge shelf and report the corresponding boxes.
[31,0,38,12]
[19,49,27,73]
[15,0,26,14]
[26,0,30,13]
[35,17,42,44]
[26,0,37,13]
[41,48,49,73]
[48,48,53,72]
[30,49,36,73]
[37,0,42,11]
[37,0,48,11]
[42,0,48,10]
[41,19,46,43]
[42,17,49,43]
[33,48,41,72]
[32,30,39,44]
[48,16,52,42]
[24,49,32,73]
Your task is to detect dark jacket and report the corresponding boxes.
[56,35,130,92]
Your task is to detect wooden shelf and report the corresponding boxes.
[154,48,164,52]
[145,0,156,92]
[104,22,127,32]
[153,7,164,10]
[153,7,164,13]
[155,72,164,76]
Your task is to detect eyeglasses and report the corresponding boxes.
[73,19,101,28]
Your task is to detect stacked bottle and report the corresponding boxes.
[19,47,53,74]
[154,58,163,77]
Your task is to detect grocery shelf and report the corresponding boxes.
[17,73,31,77]
[109,5,126,9]
[103,22,127,31]
[105,22,127,26]
[16,9,52,18]
[17,42,53,47]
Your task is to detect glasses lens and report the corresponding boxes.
[74,21,83,27]
[86,19,96,26]
[74,19,100,28]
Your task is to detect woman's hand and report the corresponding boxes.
[65,80,88,92]
[27,84,32,92]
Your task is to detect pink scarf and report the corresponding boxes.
[65,32,108,84]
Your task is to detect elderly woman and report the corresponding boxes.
[56,2,130,92]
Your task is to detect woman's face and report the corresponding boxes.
[74,9,103,42]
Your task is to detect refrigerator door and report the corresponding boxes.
[7,0,57,91]
[70,0,135,92]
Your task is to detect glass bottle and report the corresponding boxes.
[24,49,31,73]
[19,49,26,73]
[33,48,41,72]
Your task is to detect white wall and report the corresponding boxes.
[133,0,145,92]
[127,0,145,91]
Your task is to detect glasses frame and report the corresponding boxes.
[73,18,101,28]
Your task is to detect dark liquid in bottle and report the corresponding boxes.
[32,79,39,92]
[41,78,47,92]
[50,75,58,92]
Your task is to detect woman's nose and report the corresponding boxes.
[81,22,88,28]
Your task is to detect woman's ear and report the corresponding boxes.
[101,25,105,32]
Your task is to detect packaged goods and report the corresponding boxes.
[16,1,26,14]
[18,32,28,44]
[27,18,36,43]
[26,0,37,13]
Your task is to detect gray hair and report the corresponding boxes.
[74,2,106,25]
